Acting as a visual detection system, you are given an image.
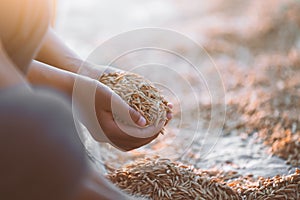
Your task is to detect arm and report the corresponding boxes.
[35,28,118,79]
[35,28,100,75]
[27,60,76,96]
[35,28,81,73]
[32,28,172,147]
[26,61,162,150]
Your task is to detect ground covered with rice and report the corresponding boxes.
[107,158,299,200]
[60,0,300,199]
[103,0,300,199]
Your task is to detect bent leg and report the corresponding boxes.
[0,87,87,200]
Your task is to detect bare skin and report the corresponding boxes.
[0,0,172,199]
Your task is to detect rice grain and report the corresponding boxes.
[100,72,171,133]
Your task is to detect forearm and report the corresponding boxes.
[35,28,108,79]
[27,60,76,96]
[35,28,82,73]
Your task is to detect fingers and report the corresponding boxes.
[114,118,164,139]
[97,82,170,127]
[167,102,173,109]
[103,65,123,74]
[128,106,146,126]
[98,111,160,151]
[166,103,173,120]
[167,112,173,120]
[110,92,147,127]
[94,82,173,150]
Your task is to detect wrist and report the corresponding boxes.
[27,60,76,96]
[77,62,108,80]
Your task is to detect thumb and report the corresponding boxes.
[111,92,146,127]
[128,107,147,127]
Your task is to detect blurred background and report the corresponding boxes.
[55,0,300,177]
[55,0,300,59]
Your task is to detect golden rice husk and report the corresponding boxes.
[99,72,171,129]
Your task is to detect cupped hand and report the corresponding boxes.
[94,65,173,122]
[94,81,169,151]
[77,63,173,151]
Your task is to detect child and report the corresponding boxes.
[0,0,172,199]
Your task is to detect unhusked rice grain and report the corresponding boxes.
[100,72,170,132]
[107,158,300,200]
[107,158,240,200]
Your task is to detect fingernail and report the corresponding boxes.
[167,103,173,109]
[167,112,173,120]
[137,116,147,126]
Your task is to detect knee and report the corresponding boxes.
[0,87,87,200]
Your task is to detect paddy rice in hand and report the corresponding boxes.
[100,72,170,132]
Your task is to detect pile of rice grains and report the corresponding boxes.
[219,52,300,168]
[99,72,170,134]
[197,0,300,169]
[99,1,300,198]
[107,157,300,200]
[100,71,300,199]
